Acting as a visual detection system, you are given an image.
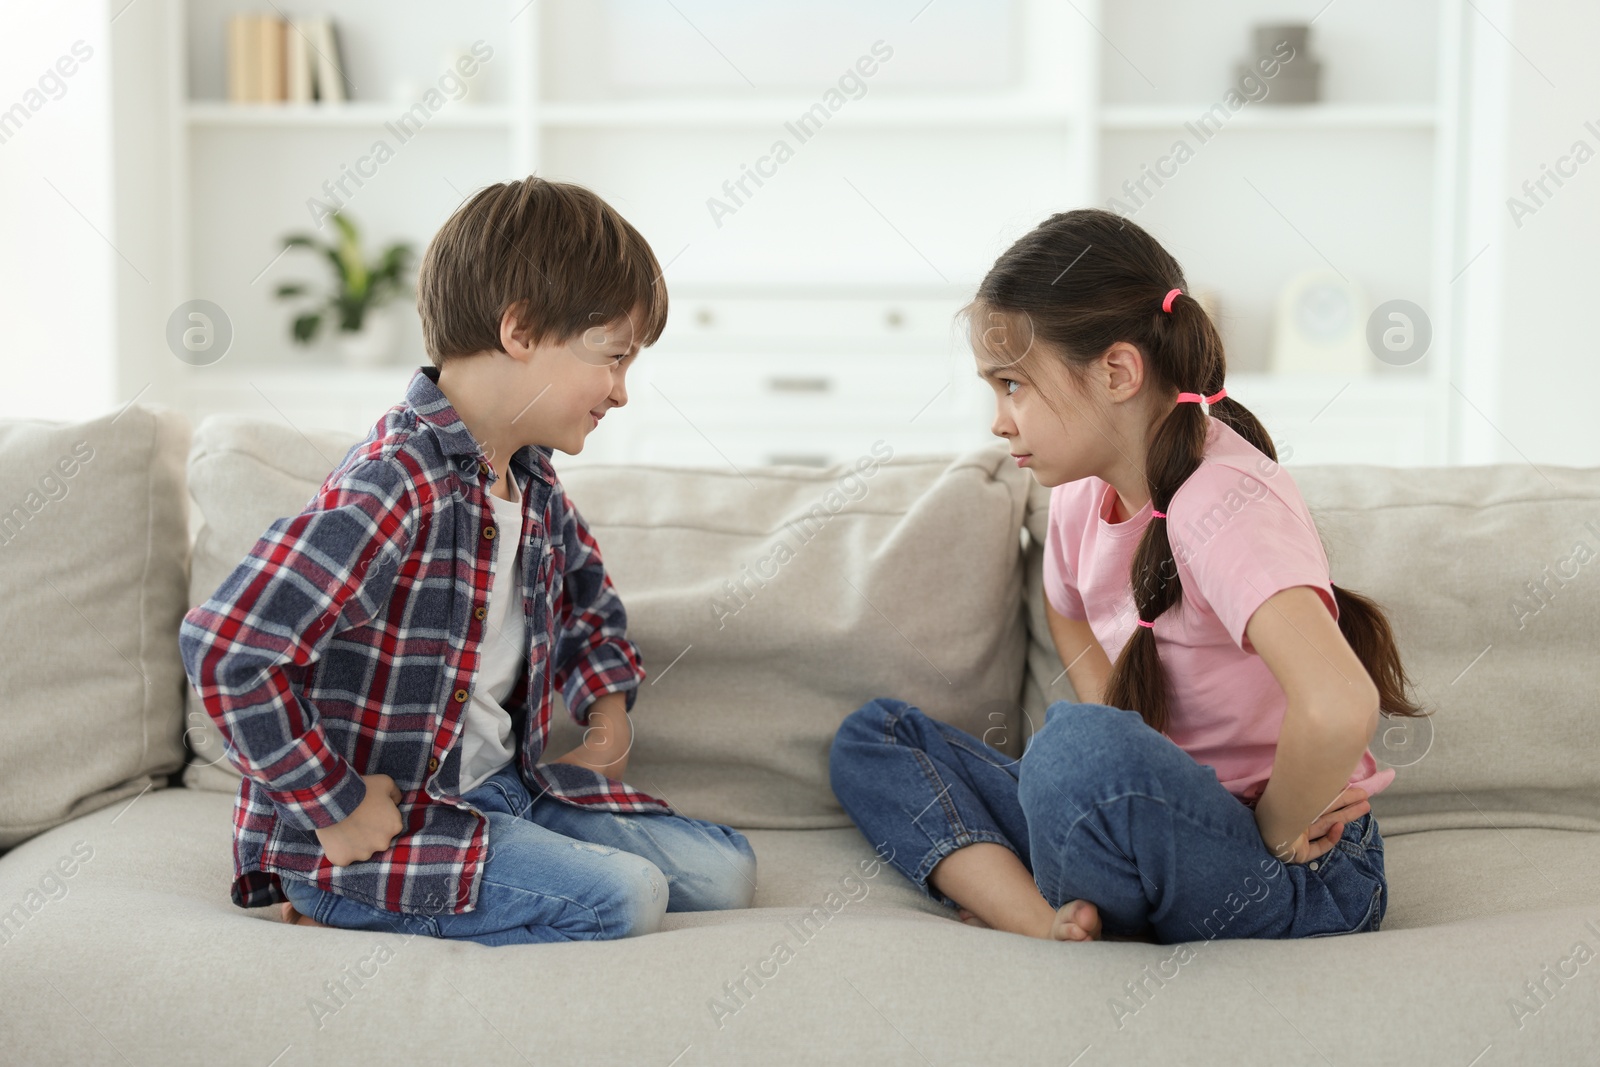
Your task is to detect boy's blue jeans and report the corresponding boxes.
[280,765,756,946]
[828,698,1387,943]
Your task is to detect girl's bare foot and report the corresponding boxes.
[1050,898,1102,941]
[952,899,1100,940]
[281,901,329,928]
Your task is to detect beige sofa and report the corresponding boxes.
[3,402,1598,1065]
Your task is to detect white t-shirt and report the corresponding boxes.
[457,481,529,795]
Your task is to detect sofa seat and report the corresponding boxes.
[6,787,1599,1065]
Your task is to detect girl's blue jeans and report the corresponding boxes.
[828,698,1387,943]
[279,765,757,946]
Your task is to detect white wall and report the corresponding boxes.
[0,1,116,422]
[1483,0,1598,466]
[5,0,1596,465]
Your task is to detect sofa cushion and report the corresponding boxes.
[179,415,362,795]
[1021,461,1600,835]
[181,414,1032,827]
[4,788,1599,1062]
[545,446,1030,827]
[0,403,191,849]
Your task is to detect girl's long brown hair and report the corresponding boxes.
[966,209,1425,735]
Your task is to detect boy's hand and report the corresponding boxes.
[551,695,633,780]
[315,773,405,866]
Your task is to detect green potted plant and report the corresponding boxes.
[274,212,415,367]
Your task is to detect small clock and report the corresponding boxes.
[1270,270,1370,376]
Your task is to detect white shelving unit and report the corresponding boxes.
[184,101,519,127]
[162,0,1472,471]
[1099,104,1440,130]
[170,0,532,452]
[534,98,1079,127]
[1090,0,1465,467]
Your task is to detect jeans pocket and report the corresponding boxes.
[1298,854,1386,938]
[1334,811,1379,859]
[468,768,533,819]
[1349,877,1385,933]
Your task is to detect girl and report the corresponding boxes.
[829,209,1426,944]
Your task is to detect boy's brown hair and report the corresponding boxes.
[417,176,668,366]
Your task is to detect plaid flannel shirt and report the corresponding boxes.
[179,365,671,916]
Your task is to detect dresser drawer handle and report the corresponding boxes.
[767,376,832,394]
[766,453,831,467]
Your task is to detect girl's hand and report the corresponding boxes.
[1273,785,1370,865]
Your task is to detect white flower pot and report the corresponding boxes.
[337,306,398,367]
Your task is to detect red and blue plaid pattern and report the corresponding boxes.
[180,365,669,916]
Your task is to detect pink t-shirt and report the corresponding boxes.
[1041,417,1395,807]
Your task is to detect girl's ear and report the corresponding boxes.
[1100,341,1144,396]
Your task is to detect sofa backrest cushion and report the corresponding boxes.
[182,414,1032,827]
[0,404,191,849]
[180,415,372,795]
[1020,461,1600,835]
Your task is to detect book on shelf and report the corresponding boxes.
[285,17,313,104]
[257,15,283,101]
[308,17,347,104]
[224,13,344,104]
[224,14,259,102]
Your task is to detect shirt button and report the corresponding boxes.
[454,688,469,702]
[427,756,439,772]
[483,525,496,540]
[474,605,487,620]
[1308,861,1319,871]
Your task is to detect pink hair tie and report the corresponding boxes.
[1162,288,1183,313]
[1150,509,1167,519]
[1137,619,1155,629]
[1175,387,1228,409]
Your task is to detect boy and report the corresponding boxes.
[179,177,756,946]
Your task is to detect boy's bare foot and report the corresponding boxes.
[1050,898,1102,941]
[281,901,329,928]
